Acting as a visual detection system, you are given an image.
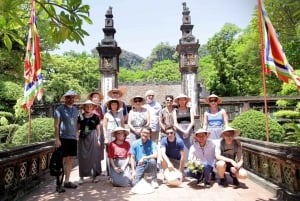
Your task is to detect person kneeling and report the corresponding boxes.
[160,126,184,186]
[184,128,215,187]
[108,127,132,187]
[215,127,248,187]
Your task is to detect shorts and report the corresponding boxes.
[225,162,234,172]
[60,138,77,157]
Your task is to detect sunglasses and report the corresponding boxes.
[134,98,143,103]
[65,96,75,99]
[209,99,218,103]
[166,131,174,135]
[166,99,173,102]
[112,92,119,94]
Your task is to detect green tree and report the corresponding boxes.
[206,23,241,96]
[0,0,92,50]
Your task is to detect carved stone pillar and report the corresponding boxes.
[96,6,121,103]
[176,2,200,115]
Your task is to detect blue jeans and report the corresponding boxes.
[185,164,213,182]
[132,158,157,186]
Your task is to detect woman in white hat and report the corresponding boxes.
[127,95,149,145]
[202,94,228,143]
[107,127,131,187]
[103,99,125,143]
[173,93,195,163]
[77,100,101,184]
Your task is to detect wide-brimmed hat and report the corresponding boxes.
[111,127,130,137]
[105,98,123,110]
[193,128,210,139]
[220,127,240,137]
[60,89,80,102]
[204,94,223,104]
[130,95,146,105]
[174,93,191,105]
[87,91,103,101]
[79,100,98,109]
[107,88,123,98]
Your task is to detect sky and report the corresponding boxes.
[52,0,258,58]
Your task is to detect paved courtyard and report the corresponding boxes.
[23,165,280,201]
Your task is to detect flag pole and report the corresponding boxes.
[258,0,270,142]
[28,108,31,144]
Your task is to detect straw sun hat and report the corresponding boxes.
[130,95,146,105]
[111,127,130,138]
[204,94,223,104]
[78,100,97,109]
[220,127,240,137]
[107,88,124,98]
[174,93,191,105]
[105,98,123,110]
[87,91,103,101]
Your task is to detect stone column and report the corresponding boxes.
[176,2,200,115]
[96,6,121,103]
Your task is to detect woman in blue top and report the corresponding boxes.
[202,94,228,143]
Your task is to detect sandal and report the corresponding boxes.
[64,182,78,189]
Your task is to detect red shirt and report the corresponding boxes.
[108,141,130,159]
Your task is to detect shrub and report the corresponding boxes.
[0,124,20,143]
[0,111,14,123]
[231,109,284,143]
[12,118,54,145]
[273,110,300,119]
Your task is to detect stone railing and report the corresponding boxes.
[240,137,300,201]
[1,138,300,200]
[0,140,55,201]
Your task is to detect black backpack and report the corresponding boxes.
[49,148,64,176]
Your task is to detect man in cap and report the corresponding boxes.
[185,128,215,187]
[54,89,80,192]
[130,126,159,188]
[143,90,162,144]
[215,127,248,187]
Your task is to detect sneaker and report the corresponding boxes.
[232,177,240,186]
[78,177,84,185]
[56,185,66,193]
[204,181,211,188]
[92,177,99,183]
[151,180,159,189]
[64,182,78,189]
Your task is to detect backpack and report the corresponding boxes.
[49,148,64,176]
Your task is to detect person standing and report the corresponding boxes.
[127,95,149,145]
[202,94,229,144]
[130,126,159,188]
[143,90,162,144]
[87,90,105,175]
[103,99,125,143]
[77,100,101,184]
[173,93,195,163]
[107,127,131,187]
[159,95,175,141]
[54,89,80,192]
[185,128,215,187]
[215,127,248,187]
[103,88,128,122]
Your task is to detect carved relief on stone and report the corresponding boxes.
[103,57,112,68]
[183,53,196,66]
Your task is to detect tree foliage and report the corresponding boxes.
[0,0,92,50]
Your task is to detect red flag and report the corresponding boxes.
[23,0,43,110]
[259,0,300,89]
